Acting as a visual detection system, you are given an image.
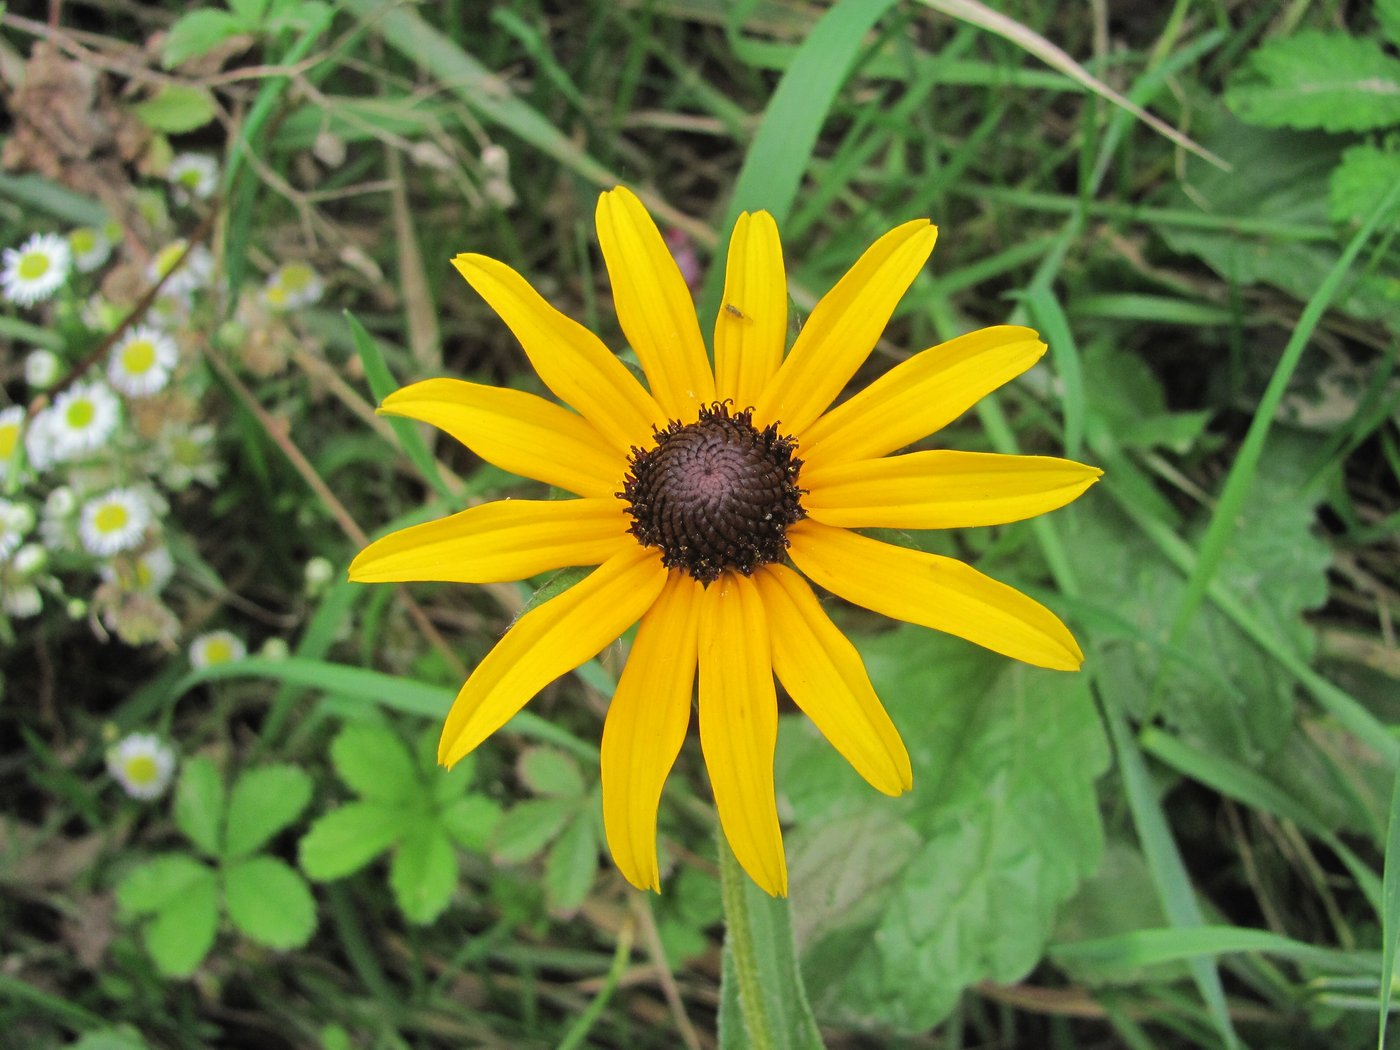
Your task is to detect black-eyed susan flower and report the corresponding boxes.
[351,187,1101,896]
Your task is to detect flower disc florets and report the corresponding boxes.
[620,402,805,584]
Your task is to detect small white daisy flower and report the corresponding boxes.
[101,544,175,594]
[0,406,25,478]
[3,583,42,618]
[108,325,178,398]
[1,232,71,306]
[106,733,177,800]
[189,629,246,668]
[259,637,290,661]
[167,153,219,203]
[159,423,220,489]
[0,499,36,559]
[148,240,212,299]
[263,261,323,310]
[22,408,62,473]
[49,381,120,462]
[11,543,46,577]
[78,488,151,556]
[68,226,112,273]
[25,349,62,390]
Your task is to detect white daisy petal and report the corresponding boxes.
[25,349,62,390]
[189,628,246,669]
[0,498,36,559]
[148,240,213,299]
[1,233,71,306]
[3,583,42,618]
[78,488,151,556]
[48,382,120,462]
[106,733,177,800]
[167,153,219,203]
[264,261,323,310]
[68,226,112,273]
[108,325,178,397]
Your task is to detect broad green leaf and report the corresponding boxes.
[162,10,249,68]
[518,747,585,799]
[298,801,406,880]
[543,816,596,916]
[1330,144,1400,224]
[143,867,219,977]
[226,0,270,22]
[174,757,225,858]
[224,764,312,859]
[439,794,502,852]
[490,797,576,864]
[1161,119,1400,331]
[223,856,317,949]
[1225,32,1400,133]
[430,750,479,806]
[131,86,219,133]
[329,722,421,803]
[115,854,211,917]
[390,826,457,924]
[1385,0,1400,47]
[70,1029,150,1050]
[777,627,1108,1033]
[1073,431,1330,763]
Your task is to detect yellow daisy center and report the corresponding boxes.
[620,402,805,584]
[18,251,50,280]
[203,639,233,664]
[121,340,157,374]
[94,503,129,534]
[65,399,95,429]
[265,284,289,306]
[71,229,97,253]
[123,754,159,785]
[280,264,312,292]
[0,424,17,459]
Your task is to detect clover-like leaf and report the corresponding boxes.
[224,764,312,860]
[390,826,457,925]
[543,815,596,916]
[224,855,317,949]
[131,85,219,134]
[115,854,210,918]
[517,747,585,799]
[299,801,406,881]
[162,10,250,68]
[490,797,576,864]
[331,723,421,803]
[778,626,1109,1033]
[141,865,219,977]
[174,756,225,858]
[439,794,502,852]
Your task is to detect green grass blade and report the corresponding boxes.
[1380,769,1400,1048]
[1052,925,1377,975]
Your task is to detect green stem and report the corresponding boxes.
[719,834,776,1050]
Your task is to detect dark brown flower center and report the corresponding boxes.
[619,402,805,584]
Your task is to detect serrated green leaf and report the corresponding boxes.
[174,757,225,858]
[439,794,502,852]
[1226,31,1400,132]
[224,764,312,859]
[543,816,596,916]
[131,85,219,133]
[298,801,406,880]
[142,867,219,977]
[777,627,1109,1033]
[430,750,479,805]
[223,855,317,949]
[390,826,457,924]
[490,797,576,863]
[517,747,585,799]
[115,854,211,917]
[1073,432,1330,762]
[331,722,421,803]
[1330,144,1400,224]
[162,10,249,68]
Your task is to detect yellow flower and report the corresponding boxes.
[351,187,1101,896]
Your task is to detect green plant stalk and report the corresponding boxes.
[720,833,776,1050]
[555,917,635,1050]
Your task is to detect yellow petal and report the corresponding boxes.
[595,187,714,419]
[379,378,622,498]
[788,520,1083,671]
[755,565,911,796]
[803,451,1103,530]
[452,253,665,453]
[752,220,937,435]
[438,545,668,767]
[800,326,1046,470]
[601,572,703,892]
[349,498,632,584]
[713,211,787,408]
[698,573,787,897]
